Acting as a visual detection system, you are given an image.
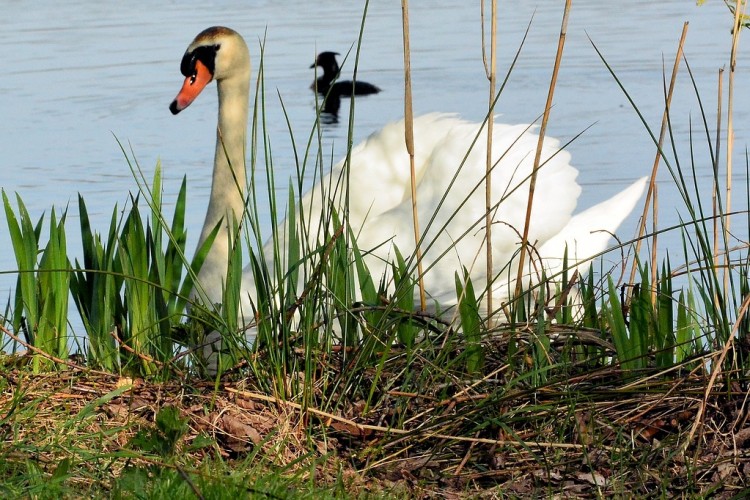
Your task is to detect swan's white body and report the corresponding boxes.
[170,27,646,369]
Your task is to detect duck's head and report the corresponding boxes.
[310,51,340,74]
[169,26,250,115]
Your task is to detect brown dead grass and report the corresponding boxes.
[2,343,750,498]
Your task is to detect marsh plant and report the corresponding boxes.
[1,2,750,496]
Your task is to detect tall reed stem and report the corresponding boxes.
[713,68,723,301]
[627,23,688,295]
[513,0,571,301]
[481,0,498,319]
[401,0,426,311]
[724,0,746,291]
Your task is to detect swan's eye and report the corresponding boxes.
[189,73,197,85]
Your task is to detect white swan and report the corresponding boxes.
[169,27,646,369]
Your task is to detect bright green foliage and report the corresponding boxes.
[654,263,676,368]
[3,191,70,371]
[67,163,213,375]
[578,270,600,330]
[327,213,360,348]
[531,279,552,385]
[603,260,704,375]
[0,459,72,500]
[675,289,700,363]
[70,199,123,371]
[604,275,645,373]
[391,247,417,348]
[456,268,484,374]
[129,406,189,457]
[118,200,164,375]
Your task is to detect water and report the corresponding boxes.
[1,1,747,339]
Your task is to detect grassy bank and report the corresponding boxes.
[2,2,750,498]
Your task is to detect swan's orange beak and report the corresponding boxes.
[169,60,213,115]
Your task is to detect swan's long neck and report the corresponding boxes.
[196,74,250,304]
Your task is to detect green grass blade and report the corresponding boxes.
[455,268,484,374]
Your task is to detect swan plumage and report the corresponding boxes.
[170,27,646,370]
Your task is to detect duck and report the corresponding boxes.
[310,51,381,97]
[169,27,646,371]
[310,51,380,117]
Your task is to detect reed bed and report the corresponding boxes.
[1,1,750,497]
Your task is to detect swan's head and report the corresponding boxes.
[169,26,250,115]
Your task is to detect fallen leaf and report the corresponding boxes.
[576,471,606,487]
[218,414,261,452]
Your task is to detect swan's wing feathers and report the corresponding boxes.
[537,176,647,271]
[419,121,582,260]
[340,114,468,222]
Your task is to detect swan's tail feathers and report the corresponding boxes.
[537,176,648,275]
[487,177,646,312]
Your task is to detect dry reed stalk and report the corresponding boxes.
[513,0,571,301]
[723,0,746,292]
[713,68,723,304]
[481,0,498,319]
[627,22,688,299]
[401,0,426,311]
[651,184,658,306]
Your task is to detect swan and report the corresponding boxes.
[169,26,646,371]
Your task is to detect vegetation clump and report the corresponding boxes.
[2,2,750,497]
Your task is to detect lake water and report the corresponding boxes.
[1,1,748,339]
